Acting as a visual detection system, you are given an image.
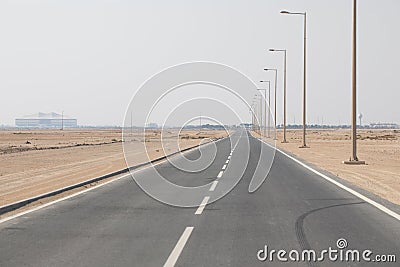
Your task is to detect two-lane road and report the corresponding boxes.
[0,130,399,266]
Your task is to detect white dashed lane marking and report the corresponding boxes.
[195,196,210,215]
[209,181,218,192]
[163,227,194,267]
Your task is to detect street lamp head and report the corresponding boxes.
[280,10,290,14]
[269,49,275,52]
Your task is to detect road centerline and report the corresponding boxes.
[209,181,218,191]
[163,226,194,267]
[195,196,210,215]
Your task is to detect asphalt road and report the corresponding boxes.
[0,130,399,266]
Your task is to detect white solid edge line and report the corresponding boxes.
[225,160,229,164]
[209,181,218,192]
[257,137,400,222]
[163,226,194,267]
[217,171,224,178]
[0,136,230,225]
[222,165,227,170]
[195,196,210,215]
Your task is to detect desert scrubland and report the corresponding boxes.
[269,129,400,205]
[0,129,227,207]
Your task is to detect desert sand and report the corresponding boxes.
[257,129,400,205]
[0,129,228,207]
[2,128,398,211]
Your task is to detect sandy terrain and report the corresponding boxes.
[257,129,400,205]
[0,129,228,206]
[3,127,398,212]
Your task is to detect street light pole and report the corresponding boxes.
[259,81,271,138]
[281,10,309,148]
[259,93,263,137]
[61,111,64,131]
[253,96,261,134]
[264,69,278,140]
[251,102,255,132]
[269,49,288,143]
[258,88,267,139]
[344,0,365,164]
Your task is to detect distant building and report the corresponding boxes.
[370,123,399,129]
[15,112,77,128]
[145,123,158,129]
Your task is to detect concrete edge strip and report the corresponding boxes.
[0,135,231,220]
[252,133,400,222]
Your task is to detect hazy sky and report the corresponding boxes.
[1,0,399,126]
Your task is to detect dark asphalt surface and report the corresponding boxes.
[0,130,399,267]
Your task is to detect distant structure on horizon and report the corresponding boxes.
[15,112,77,128]
[370,123,399,129]
[145,122,158,129]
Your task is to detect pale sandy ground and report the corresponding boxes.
[0,129,228,207]
[256,129,400,205]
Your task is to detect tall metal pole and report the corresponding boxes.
[280,10,308,147]
[274,70,277,139]
[269,49,288,143]
[259,81,271,138]
[252,102,254,132]
[268,82,271,138]
[250,108,253,131]
[264,69,278,140]
[253,96,261,134]
[258,89,268,139]
[251,103,255,131]
[259,95,263,136]
[283,50,288,143]
[352,0,358,160]
[301,13,308,148]
[130,110,133,139]
[344,0,365,164]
